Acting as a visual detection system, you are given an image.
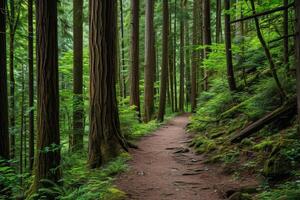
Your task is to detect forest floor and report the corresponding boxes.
[116,114,258,200]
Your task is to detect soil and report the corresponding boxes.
[116,114,257,200]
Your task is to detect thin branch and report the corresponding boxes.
[230,2,294,24]
[269,34,296,44]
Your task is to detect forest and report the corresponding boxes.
[1,0,300,199]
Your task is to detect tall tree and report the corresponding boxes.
[88,0,127,168]
[130,0,141,120]
[216,0,222,43]
[120,0,126,99]
[144,0,156,122]
[0,0,9,160]
[203,0,211,91]
[295,0,300,125]
[158,0,169,122]
[250,0,286,100]
[185,19,191,110]
[283,0,289,71]
[71,0,84,151]
[224,0,237,91]
[8,0,19,159]
[174,0,178,111]
[169,15,175,112]
[28,0,34,171]
[191,0,201,112]
[31,0,61,193]
[179,0,185,112]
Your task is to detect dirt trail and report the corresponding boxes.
[116,115,256,200]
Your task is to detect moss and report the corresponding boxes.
[263,153,291,178]
[253,138,274,152]
[193,136,217,154]
[101,188,126,200]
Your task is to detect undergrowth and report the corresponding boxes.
[1,101,173,200]
[188,37,298,199]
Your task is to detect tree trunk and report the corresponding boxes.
[120,0,126,99]
[191,0,202,112]
[216,0,222,43]
[19,65,25,186]
[224,0,237,91]
[28,0,34,172]
[185,19,191,110]
[130,0,141,120]
[9,0,16,159]
[174,0,178,112]
[179,0,185,112]
[71,0,84,152]
[295,0,300,125]
[88,0,127,168]
[283,0,289,71]
[158,0,169,122]
[169,15,175,112]
[231,98,297,143]
[250,0,286,101]
[31,0,61,194]
[203,0,211,91]
[144,0,156,122]
[0,0,9,160]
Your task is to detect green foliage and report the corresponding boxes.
[27,153,130,200]
[191,135,216,154]
[257,181,300,200]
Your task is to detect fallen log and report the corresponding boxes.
[230,97,297,143]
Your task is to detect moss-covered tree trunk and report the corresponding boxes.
[283,0,289,71]
[88,0,127,168]
[31,0,61,193]
[295,0,300,125]
[0,0,9,160]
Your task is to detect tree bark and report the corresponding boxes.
[88,0,127,168]
[71,0,84,152]
[0,0,9,160]
[203,0,211,91]
[295,0,300,125]
[179,0,185,112]
[9,0,16,159]
[174,0,178,112]
[283,0,289,71]
[158,0,169,122]
[130,0,141,120]
[144,0,156,122]
[224,0,237,91]
[169,14,175,112]
[185,19,191,110]
[216,0,222,43]
[120,0,126,99]
[191,0,202,112]
[28,0,34,172]
[250,0,286,101]
[31,0,61,193]
[231,98,297,143]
